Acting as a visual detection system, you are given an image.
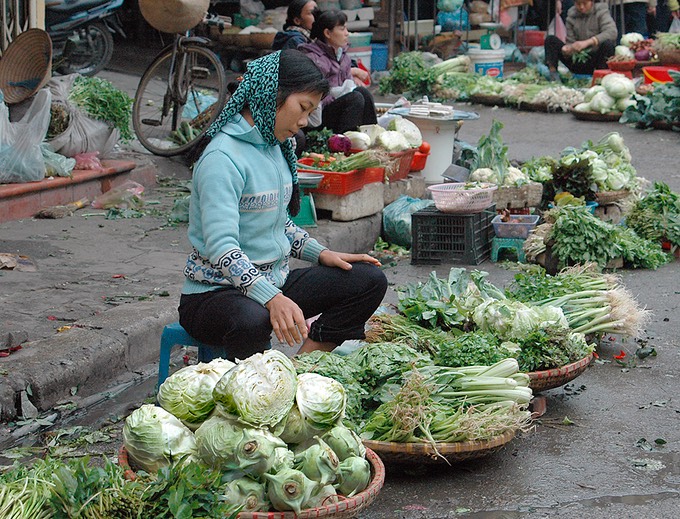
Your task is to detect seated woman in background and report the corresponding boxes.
[299,9,376,134]
[544,0,617,78]
[272,0,318,51]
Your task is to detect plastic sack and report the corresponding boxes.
[437,9,469,32]
[670,18,680,34]
[382,195,435,247]
[46,105,119,158]
[330,78,357,98]
[0,89,52,184]
[47,73,78,104]
[74,151,104,171]
[548,16,567,41]
[240,0,265,18]
[92,180,145,210]
[42,145,76,178]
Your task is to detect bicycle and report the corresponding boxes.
[132,15,230,157]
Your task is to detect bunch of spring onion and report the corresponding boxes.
[507,264,649,338]
[360,359,532,459]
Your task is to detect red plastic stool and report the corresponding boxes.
[591,69,633,86]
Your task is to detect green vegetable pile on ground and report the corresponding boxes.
[69,76,134,141]
[625,181,680,248]
[621,70,680,127]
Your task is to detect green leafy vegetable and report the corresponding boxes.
[69,76,134,141]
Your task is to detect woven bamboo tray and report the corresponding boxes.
[595,189,630,205]
[362,430,516,465]
[569,108,622,122]
[118,446,385,519]
[528,354,594,392]
[469,93,505,107]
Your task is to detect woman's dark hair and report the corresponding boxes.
[310,9,347,42]
[277,49,329,108]
[284,0,317,30]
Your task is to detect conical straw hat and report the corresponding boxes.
[139,0,210,34]
[0,29,53,105]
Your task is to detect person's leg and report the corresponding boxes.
[321,91,365,134]
[624,2,650,35]
[353,86,378,126]
[655,0,671,34]
[178,288,273,361]
[281,263,388,353]
[592,40,616,70]
[544,35,565,71]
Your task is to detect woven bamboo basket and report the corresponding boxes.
[595,189,630,205]
[118,446,385,519]
[469,93,505,107]
[528,354,594,392]
[362,430,516,465]
[657,48,680,65]
[493,182,543,209]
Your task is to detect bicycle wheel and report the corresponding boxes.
[132,44,227,156]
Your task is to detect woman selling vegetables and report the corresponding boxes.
[544,0,617,77]
[179,49,387,362]
[299,10,377,134]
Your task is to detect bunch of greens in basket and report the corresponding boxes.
[506,264,650,338]
[625,181,680,247]
[69,75,134,141]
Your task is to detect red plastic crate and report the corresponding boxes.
[518,30,546,47]
[386,148,417,181]
[298,158,384,196]
[410,151,429,172]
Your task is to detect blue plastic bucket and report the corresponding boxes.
[371,43,388,71]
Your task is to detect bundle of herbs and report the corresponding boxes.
[625,181,680,248]
[507,264,650,338]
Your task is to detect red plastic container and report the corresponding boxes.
[409,151,429,172]
[642,65,680,84]
[386,148,417,181]
[519,30,546,47]
[298,158,384,196]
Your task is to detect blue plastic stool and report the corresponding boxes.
[158,322,211,388]
[491,237,527,263]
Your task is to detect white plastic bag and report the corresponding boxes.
[670,17,680,34]
[0,89,52,184]
[46,105,119,158]
[329,79,357,99]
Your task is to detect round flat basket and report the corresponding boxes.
[469,93,505,107]
[0,29,52,105]
[528,354,593,392]
[569,107,622,122]
[595,189,630,205]
[118,446,385,519]
[428,182,497,214]
[362,430,516,466]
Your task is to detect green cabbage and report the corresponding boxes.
[157,360,234,429]
[601,73,635,100]
[589,91,616,114]
[386,116,423,148]
[194,412,244,470]
[221,477,268,513]
[335,456,371,497]
[322,424,366,461]
[358,124,385,146]
[264,468,318,513]
[212,350,297,428]
[279,403,326,445]
[296,373,347,428]
[375,130,411,152]
[122,404,197,474]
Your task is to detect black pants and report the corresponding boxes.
[544,35,615,75]
[321,86,377,134]
[178,263,388,361]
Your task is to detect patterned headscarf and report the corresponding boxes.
[206,51,300,215]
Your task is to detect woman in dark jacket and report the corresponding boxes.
[272,0,318,51]
[299,10,376,134]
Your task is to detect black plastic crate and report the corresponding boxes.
[411,205,496,265]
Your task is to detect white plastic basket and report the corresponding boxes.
[428,182,498,214]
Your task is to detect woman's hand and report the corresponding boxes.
[570,40,590,52]
[318,249,381,270]
[265,293,308,347]
[351,66,370,86]
[561,44,574,55]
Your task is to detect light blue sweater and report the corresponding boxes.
[182,114,327,305]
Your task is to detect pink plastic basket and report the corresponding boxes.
[428,182,498,214]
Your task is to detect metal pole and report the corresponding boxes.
[414,0,419,51]
[388,0,397,65]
